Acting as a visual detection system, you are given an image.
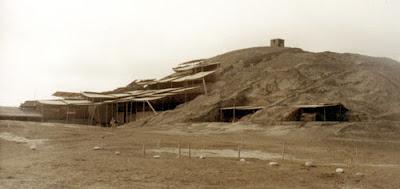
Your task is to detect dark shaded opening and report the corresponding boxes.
[288,104,349,122]
[219,107,262,122]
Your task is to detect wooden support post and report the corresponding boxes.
[281,142,286,160]
[135,102,137,121]
[238,144,241,159]
[125,102,128,123]
[142,144,146,157]
[178,143,181,158]
[105,104,108,126]
[146,100,158,115]
[188,144,191,159]
[87,105,90,125]
[66,105,69,124]
[115,103,118,123]
[130,101,133,122]
[220,108,223,122]
[324,107,326,121]
[202,77,208,95]
[41,104,44,122]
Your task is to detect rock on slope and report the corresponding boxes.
[139,46,400,125]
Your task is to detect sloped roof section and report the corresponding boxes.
[38,100,67,106]
[293,103,347,109]
[172,70,216,82]
[62,100,93,105]
[53,91,81,98]
[81,92,116,99]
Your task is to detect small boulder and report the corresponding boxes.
[199,155,206,159]
[115,151,120,155]
[240,158,246,162]
[30,145,36,150]
[269,161,279,166]
[153,155,160,159]
[355,172,364,177]
[305,161,315,167]
[93,146,101,150]
[336,168,344,173]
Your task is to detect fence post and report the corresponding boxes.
[188,144,191,159]
[238,144,241,159]
[142,144,146,157]
[281,142,286,160]
[178,143,181,158]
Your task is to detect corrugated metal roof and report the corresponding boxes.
[293,103,346,108]
[81,92,115,99]
[127,90,153,96]
[53,91,81,98]
[156,77,179,83]
[62,100,93,105]
[220,106,264,110]
[132,96,164,102]
[172,70,216,82]
[173,61,220,72]
[38,100,67,106]
[109,93,132,98]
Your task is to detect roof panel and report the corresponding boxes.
[81,92,115,99]
[172,70,216,82]
[293,103,345,108]
[132,96,164,102]
[109,93,132,98]
[38,100,67,106]
[220,106,264,110]
[62,100,93,105]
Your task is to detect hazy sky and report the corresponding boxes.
[1,0,399,106]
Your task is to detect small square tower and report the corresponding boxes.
[270,38,285,48]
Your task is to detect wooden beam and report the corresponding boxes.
[129,101,132,122]
[41,104,44,122]
[66,105,69,124]
[202,77,208,95]
[146,100,158,115]
[125,102,128,123]
[134,102,137,121]
[104,104,107,126]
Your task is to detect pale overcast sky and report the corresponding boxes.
[0,0,399,106]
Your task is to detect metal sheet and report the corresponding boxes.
[62,100,93,105]
[220,106,264,110]
[38,100,67,106]
[81,92,115,99]
[172,71,216,82]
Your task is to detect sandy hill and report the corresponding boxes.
[135,46,400,126]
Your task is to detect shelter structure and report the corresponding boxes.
[270,38,285,48]
[219,106,264,122]
[17,58,220,126]
[287,103,349,122]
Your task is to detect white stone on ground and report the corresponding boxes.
[355,172,364,177]
[30,145,36,150]
[115,151,120,155]
[93,146,101,150]
[269,161,279,166]
[199,155,206,159]
[240,158,246,162]
[153,155,160,159]
[336,168,344,173]
[304,161,315,167]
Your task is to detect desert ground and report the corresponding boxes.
[1,120,400,189]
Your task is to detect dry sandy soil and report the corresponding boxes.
[1,120,400,189]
